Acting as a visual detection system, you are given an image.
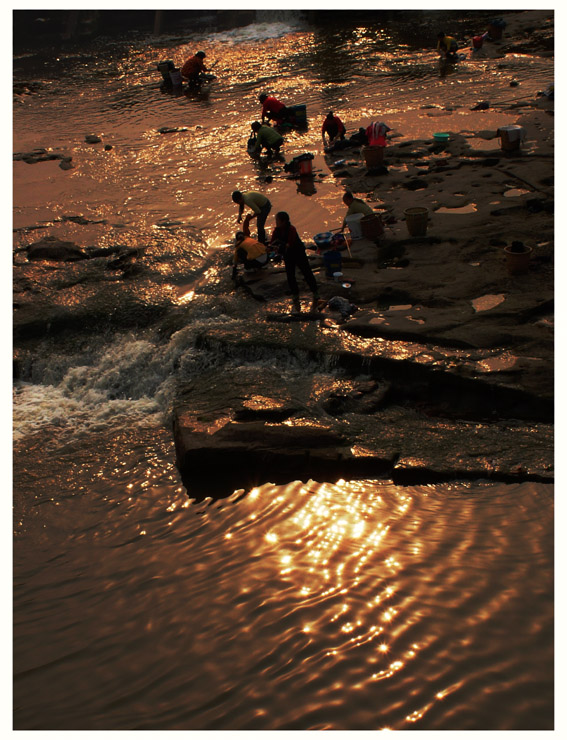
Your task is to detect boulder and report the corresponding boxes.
[26,237,88,261]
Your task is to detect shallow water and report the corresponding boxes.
[13,12,554,731]
[13,431,553,731]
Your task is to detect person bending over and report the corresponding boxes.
[340,191,374,232]
[181,50,207,83]
[231,232,268,279]
[436,32,458,61]
[259,93,293,125]
[232,190,272,244]
[322,111,346,147]
[249,121,284,157]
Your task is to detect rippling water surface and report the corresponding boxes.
[14,431,553,730]
[13,11,553,731]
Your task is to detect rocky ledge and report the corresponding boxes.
[174,73,554,497]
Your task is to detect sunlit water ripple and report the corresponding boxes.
[14,440,553,730]
[13,12,553,731]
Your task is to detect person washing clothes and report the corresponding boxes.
[436,32,459,61]
[321,112,346,147]
[231,232,268,279]
[232,190,272,244]
[269,211,319,314]
[181,50,208,83]
[340,191,374,232]
[259,93,293,125]
[249,121,284,157]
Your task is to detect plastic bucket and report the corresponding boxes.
[360,214,384,239]
[290,104,307,126]
[345,213,364,240]
[299,158,313,176]
[362,145,384,168]
[433,132,450,143]
[472,35,484,49]
[504,246,532,275]
[498,125,523,152]
[323,250,342,276]
[169,68,183,86]
[404,207,429,237]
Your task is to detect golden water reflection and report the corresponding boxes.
[240,480,420,688]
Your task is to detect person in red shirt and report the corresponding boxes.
[269,211,319,314]
[259,93,292,125]
[181,51,207,82]
[321,111,346,147]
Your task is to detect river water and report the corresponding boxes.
[12,12,554,731]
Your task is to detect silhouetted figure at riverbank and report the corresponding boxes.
[181,50,208,83]
[322,111,346,148]
[232,190,272,244]
[259,93,294,125]
[269,211,319,314]
[249,121,284,157]
[231,232,269,279]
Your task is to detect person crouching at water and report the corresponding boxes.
[321,111,346,147]
[269,211,319,314]
[249,121,284,157]
[181,50,207,83]
[436,32,458,61]
[232,190,272,244]
[231,232,268,279]
[259,93,293,125]
[340,191,374,232]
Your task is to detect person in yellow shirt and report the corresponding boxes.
[231,232,268,279]
[232,190,272,244]
[436,32,458,61]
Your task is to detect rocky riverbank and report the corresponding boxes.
[13,9,554,498]
[173,11,554,497]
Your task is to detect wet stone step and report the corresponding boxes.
[172,368,553,500]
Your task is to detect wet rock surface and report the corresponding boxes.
[173,95,553,494]
[13,9,554,496]
[173,363,552,500]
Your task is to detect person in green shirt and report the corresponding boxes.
[232,190,272,244]
[249,121,284,157]
[340,191,374,232]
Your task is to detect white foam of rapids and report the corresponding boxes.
[203,20,303,45]
[12,328,211,443]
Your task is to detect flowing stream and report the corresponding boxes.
[13,12,553,730]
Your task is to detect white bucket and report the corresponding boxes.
[345,213,364,240]
[498,124,524,151]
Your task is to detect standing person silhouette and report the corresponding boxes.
[269,211,319,314]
